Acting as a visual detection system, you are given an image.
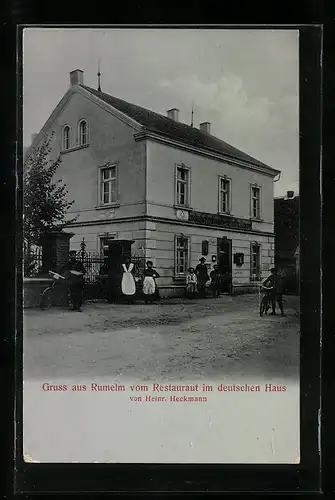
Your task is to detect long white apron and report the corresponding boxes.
[121,263,136,295]
[143,276,156,295]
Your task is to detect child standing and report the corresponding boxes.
[186,267,197,298]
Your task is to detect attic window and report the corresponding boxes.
[79,119,88,146]
[62,126,70,151]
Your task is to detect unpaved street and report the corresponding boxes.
[24,294,299,381]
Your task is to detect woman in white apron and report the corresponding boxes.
[121,257,136,304]
[142,261,160,304]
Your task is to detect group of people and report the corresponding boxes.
[66,253,227,311]
[121,257,160,305]
[66,253,161,311]
[66,251,285,316]
[186,257,227,299]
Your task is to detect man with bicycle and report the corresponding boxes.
[262,267,285,316]
[67,251,86,311]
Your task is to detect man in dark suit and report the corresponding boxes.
[263,267,285,316]
[195,257,209,298]
[68,252,86,311]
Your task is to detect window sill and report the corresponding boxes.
[95,203,120,210]
[60,144,90,155]
[217,211,234,217]
[173,205,193,211]
[173,275,186,282]
[250,217,264,222]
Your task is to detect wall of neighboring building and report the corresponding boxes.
[32,90,147,225]
[274,195,299,294]
[146,140,275,234]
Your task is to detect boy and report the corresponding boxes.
[186,267,197,298]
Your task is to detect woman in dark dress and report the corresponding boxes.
[142,261,160,304]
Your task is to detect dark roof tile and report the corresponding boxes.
[81,85,277,172]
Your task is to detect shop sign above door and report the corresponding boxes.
[188,211,252,231]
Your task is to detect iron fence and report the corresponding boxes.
[75,250,105,285]
[23,246,43,277]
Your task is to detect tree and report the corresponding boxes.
[24,132,78,248]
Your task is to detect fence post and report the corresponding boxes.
[40,230,74,276]
[80,237,86,263]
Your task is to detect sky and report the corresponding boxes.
[23,28,299,196]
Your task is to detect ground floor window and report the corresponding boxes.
[175,236,189,275]
[250,242,261,281]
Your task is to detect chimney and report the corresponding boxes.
[167,108,179,121]
[69,69,84,86]
[200,122,211,134]
[287,190,294,198]
[31,133,38,144]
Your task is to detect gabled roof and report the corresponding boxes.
[81,85,278,173]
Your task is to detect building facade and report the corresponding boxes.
[274,191,300,294]
[25,69,280,295]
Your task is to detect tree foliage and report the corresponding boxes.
[24,132,77,246]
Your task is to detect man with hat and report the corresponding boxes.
[262,267,285,316]
[195,257,209,298]
[67,251,86,311]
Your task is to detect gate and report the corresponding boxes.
[76,239,105,300]
[75,238,146,301]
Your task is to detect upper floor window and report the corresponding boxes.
[100,164,117,205]
[175,164,190,206]
[79,119,88,146]
[62,125,70,151]
[219,176,231,214]
[251,185,261,219]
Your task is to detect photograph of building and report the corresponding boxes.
[25,68,280,296]
[22,28,300,465]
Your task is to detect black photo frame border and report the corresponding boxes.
[3,20,325,495]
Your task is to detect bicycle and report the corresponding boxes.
[259,285,273,317]
[39,270,66,310]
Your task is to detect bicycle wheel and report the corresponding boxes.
[67,290,74,310]
[40,287,53,310]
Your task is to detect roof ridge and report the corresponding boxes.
[81,84,200,130]
[80,84,277,173]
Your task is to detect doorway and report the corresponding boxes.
[107,240,134,302]
[217,237,232,293]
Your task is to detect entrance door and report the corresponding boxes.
[107,240,134,302]
[217,237,232,293]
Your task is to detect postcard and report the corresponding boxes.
[22,27,300,464]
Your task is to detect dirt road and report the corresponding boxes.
[23,294,299,381]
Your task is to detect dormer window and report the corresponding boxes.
[79,119,88,146]
[62,125,70,151]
